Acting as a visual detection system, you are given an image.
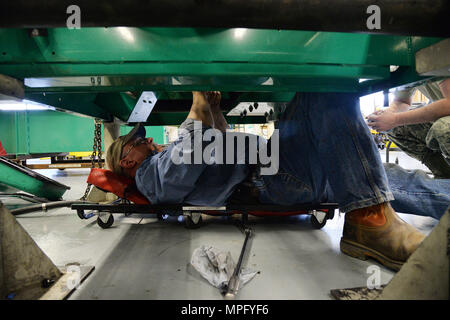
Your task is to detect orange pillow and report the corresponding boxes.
[86,168,150,204]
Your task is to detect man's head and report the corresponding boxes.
[106,124,162,178]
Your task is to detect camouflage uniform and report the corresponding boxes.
[387,79,450,178]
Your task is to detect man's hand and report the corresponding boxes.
[188,91,214,128]
[366,99,409,132]
[204,91,221,109]
[205,91,228,132]
[366,109,400,132]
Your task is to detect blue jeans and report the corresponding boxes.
[385,163,449,220]
[255,92,449,220]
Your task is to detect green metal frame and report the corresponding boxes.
[0,157,70,200]
[0,27,445,125]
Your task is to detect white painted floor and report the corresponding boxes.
[4,150,439,300]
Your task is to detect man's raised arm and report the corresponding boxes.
[367,79,450,132]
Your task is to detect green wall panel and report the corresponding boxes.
[120,125,166,145]
[0,110,98,154]
[0,111,17,154]
[0,110,166,155]
[27,111,99,154]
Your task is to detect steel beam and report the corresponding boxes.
[0,29,441,75]
[150,94,241,113]
[0,0,449,37]
[94,93,136,122]
[0,27,441,97]
[25,92,112,120]
[1,63,390,80]
[144,112,267,126]
[416,39,450,76]
[358,66,434,95]
[24,78,362,94]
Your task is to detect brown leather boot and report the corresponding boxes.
[340,202,426,271]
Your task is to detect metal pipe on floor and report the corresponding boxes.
[0,0,448,37]
[10,200,89,216]
[224,228,253,300]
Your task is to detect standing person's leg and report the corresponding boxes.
[387,122,432,161]
[388,121,450,178]
[263,92,425,271]
[384,163,450,220]
[426,115,450,175]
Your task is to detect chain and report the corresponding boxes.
[80,182,92,201]
[93,119,103,168]
[81,119,103,201]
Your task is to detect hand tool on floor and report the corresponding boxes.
[224,227,253,300]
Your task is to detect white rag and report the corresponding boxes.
[190,245,258,290]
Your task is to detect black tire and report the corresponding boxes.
[185,214,203,229]
[97,214,114,229]
[327,208,335,220]
[310,213,327,229]
[77,210,85,220]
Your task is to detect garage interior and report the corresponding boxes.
[0,0,449,301]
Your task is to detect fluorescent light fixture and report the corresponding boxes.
[117,27,135,43]
[0,100,55,111]
[359,78,370,83]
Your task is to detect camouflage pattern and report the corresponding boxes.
[394,78,447,103]
[387,115,450,178]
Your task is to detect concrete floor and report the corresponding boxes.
[4,150,439,300]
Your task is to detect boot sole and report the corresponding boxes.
[340,238,403,271]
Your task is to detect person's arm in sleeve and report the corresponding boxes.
[145,93,216,204]
[152,150,208,204]
[367,79,450,132]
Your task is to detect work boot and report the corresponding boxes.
[340,202,425,271]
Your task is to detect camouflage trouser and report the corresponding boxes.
[387,115,450,178]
